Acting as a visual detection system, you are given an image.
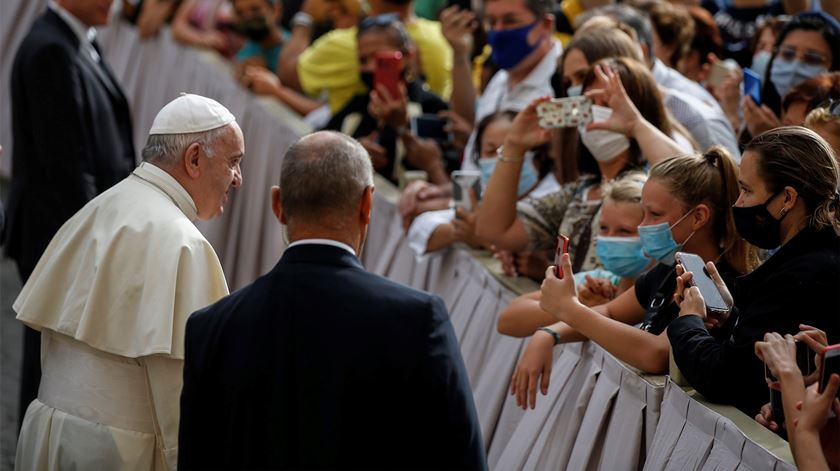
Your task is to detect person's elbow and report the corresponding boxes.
[634,341,670,374]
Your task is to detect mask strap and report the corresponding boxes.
[670,207,696,230]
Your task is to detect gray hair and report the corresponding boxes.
[280,131,374,228]
[141,125,231,166]
[577,4,654,55]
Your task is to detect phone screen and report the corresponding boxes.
[411,115,449,142]
[743,68,762,106]
[820,345,840,396]
[554,234,569,278]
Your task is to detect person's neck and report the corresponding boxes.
[289,227,362,254]
[55,0,93,28]
[260,27,283,48]
[683,232,721,265]
[779,211,809,246]
[507,38,551,86]
[597,151,631,182]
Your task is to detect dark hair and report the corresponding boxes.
[750,16,789,55]
[782,72,840,114]
[473,110,553,179]
[554,26,641,96]
[746,126,840,232]
[578,57,672,177]
[760,12,840,116]
[650,148,756,274]
[685,6,722,68]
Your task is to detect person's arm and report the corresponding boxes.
[585,64,684,167]
[144,355,185,470]
[439,6,477,126]
[277,0,328,91]
[239,65,323,115]
[136,0,176,38]
[790,377,840,471]
[540,256,670,373]
[170,0,226,49]
[497,291,556,337]
[475,98,552,250]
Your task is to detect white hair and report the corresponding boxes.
[141,125,231,166]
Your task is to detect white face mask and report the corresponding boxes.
[578,105,630,162]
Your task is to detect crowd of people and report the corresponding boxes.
[4,0,840,469]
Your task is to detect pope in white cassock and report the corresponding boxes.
[13,93,244,471]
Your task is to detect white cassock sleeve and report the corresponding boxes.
[144,355,184,471]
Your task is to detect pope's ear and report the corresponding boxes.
[184,143,202,179]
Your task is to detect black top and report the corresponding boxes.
[179,244,487,471]
[636,261,738,338]
[669,226,840,416]
[322,80,453,184]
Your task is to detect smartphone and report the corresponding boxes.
[536,96,593,129]
[554,234,570,279]
[743,68,762,106]
[451,170,481,212]
[765,341,815,383]
[820,344,840,397]
[410,115,449,142]
[374,51,403,100]
[675,252,731,314]
[706,59,738,88]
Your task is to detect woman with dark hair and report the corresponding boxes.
[742,12,840,141]
[671,126,840,417]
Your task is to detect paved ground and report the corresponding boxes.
[1,255,21,471]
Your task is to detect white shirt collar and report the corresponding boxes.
[48,1,97,45]
[132,162,199,220]
[287,239,357,256]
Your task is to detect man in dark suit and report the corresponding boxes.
[179,131,487,470]
[6,0,135,427]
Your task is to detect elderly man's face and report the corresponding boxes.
[196,124,245,220]
[59,0,114,26]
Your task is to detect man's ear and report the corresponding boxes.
[360,185,374,225]
[184,143,202,179]
[271,185,287,224]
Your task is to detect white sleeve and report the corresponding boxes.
[406,209,457,256]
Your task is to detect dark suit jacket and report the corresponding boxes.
[179,244,487,471]
[5,8,135,277]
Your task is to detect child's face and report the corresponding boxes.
[599,197,643,237]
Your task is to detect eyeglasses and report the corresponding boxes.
[359,13,401,31]
[775,45,830,67]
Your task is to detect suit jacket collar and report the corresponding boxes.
[276,244,364,271]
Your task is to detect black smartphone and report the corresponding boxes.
[410,115,449,142]
[820,344,840,397]
[675,252,731,314]
[765,341,815,383]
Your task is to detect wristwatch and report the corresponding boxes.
[537,327,562,345]
[291,11,313,29]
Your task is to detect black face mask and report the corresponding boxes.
[238,17,271,42]
[732,191,788,249]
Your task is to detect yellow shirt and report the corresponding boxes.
[298,18,453,112]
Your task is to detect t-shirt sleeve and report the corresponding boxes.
[297,28,366,110]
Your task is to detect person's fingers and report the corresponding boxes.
[559,252,573,280]
[755,341,767,361]
[518,369,529,409]
[824,373,840,398]
[675,264,685,276]
[528,370,539,409]
[545,265,557,280]
[510,370,518,396]
[832,398,840,418]
[541,364,551,395]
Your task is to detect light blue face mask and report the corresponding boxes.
[566,84,583,97]
[770,57,829,98]
[637,209,695,265]
[750,51,772,84]
[595,236,650,278]
[478,156,539,197]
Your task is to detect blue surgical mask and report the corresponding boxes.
[478,156,539,197]
[637,209,695,265]
[595,236,650,278]
[750,50,772,84]
[566,84,583,97]
[770,57,828,98]
[487,22,544,70]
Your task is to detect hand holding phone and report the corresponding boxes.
[554,234,570,279]
[451,170,481,212]
[536,97,593,129]
[675,253,732,316]
[743,68,762,106]
[820,344,840,397]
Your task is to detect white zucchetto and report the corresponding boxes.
[149,93,236,135]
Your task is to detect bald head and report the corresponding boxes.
[279,131,374,230]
